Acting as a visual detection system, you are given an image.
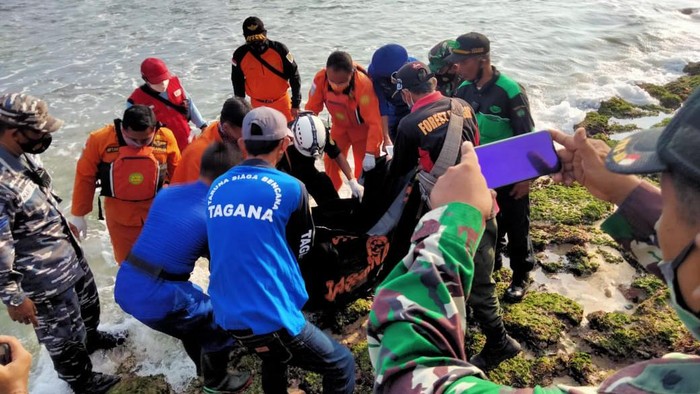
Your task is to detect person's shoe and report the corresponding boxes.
[71,372,121,394]
[504,276,530,303]
[86,330,127,354]
[469,335,522,371]
[202,370,253,394]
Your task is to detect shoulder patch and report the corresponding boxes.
[106,146,120,153]
[286,52,294,63]
[173,89,182,98]
[359,94,371,106]
[231,58,238,67]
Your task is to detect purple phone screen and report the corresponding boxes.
[474,130,561,189]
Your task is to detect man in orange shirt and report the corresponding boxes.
[231,16,301,122]
[70,105,180,263]
[170,98,251,184]
[305,51,384,189]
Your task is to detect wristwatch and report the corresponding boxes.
[9,293,25,307]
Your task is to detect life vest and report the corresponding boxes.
[322,64,370,128]
[128,76,191,148]
[97,119,166,202]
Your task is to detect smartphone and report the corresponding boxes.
[475,130,561,189]
[0,343,10,366]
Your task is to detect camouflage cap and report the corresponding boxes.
[0,93,64,133]
[428,40,458,73]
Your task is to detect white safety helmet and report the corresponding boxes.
[291,111,326,158]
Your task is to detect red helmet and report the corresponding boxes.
[140,57,171,84]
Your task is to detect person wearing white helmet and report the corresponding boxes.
[279,111,364,203]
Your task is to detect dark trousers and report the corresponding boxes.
[279,147,339,205]
[232,321,355,394]
[469,218,507,343]
[141,297,236,377]
[495,184,535,281]
[33,270,100,387]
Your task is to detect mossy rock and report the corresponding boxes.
[108,374,172,394]
[464,326,487,359]
[493,268,513,300]
[503,292,583,349]
[631,274,666,297]
[664,75,700,101]
[567,352,599,385]
[488,354,566,387]
[350,341,375,394]
[638,83,683,109]
[591,133,618,148]
[596,247,625,265]
[598,97,660,118]
[566,245,599,276]
[316,297,372,333]
[539,255,565,273]
[530,183,614,225]
[575,111,610,135]
[584,290,699,360]
[683,61,700,76]
[652,117,673,128]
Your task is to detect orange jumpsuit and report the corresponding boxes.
[231,41,302,122]
[71,124,180,263]
[305,66,383,189]
[170,121,221,185]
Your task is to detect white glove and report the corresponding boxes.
[68,215,87,240]
[362,153,376,172]
[385,145,394,160]
[346,178,365,202]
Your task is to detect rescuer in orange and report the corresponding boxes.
[305,51,384,189]
[69,105,180,263]
[128,57,208,151]
[231,16,302,122]
[170,98,251,184]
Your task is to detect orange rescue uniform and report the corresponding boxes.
[231,41,302,122]
[71,124,180,262]
[170,121,221,185]
[305,66,383,189]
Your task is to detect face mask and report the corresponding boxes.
[402,90,415,109]
[148,79,169,93]
[123,134,154,148]
[18,130,53,154]
[658,240,700,340]
[437,73,455,84]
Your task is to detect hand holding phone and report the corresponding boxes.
[474,130,562,189]
[0,336,32,394]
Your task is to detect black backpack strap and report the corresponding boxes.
[249,49,288,81]
[138,85,190,118]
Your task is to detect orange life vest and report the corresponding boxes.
[97,120,166,202]
[128,76,191,150]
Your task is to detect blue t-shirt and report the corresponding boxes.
[114,181,210,320]
[206,159,312,336]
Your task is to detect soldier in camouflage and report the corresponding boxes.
[368,87,700,393]
[0,93,124,393]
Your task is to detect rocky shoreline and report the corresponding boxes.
[106,63,700,393]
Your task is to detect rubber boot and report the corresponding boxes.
[70,372,121,394]
[86,330,127,354]
[469,335,522,371]
[201,349,253,394]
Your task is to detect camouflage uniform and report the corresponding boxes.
[0,146,102,387]
[368,182,700,393]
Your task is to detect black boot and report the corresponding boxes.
[469,335,521,371]
[505,273,530,303]
[86,330,127,354]
[201,349,253,394]
[70,372,121,394]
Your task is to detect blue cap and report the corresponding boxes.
[369,44,409,77]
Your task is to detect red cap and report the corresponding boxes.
[140,57,171,84]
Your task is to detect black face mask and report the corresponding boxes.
[18,130,53,154]
[437,73,455,84]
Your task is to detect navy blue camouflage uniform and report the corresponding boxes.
[0,146,102,388]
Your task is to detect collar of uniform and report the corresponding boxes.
[0,144,26,172]
[474,66,500,93]
[240,157,274,168]
[411,91,444,113]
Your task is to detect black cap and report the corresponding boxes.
[606,87,700,184]
[220,97,252,127]
[122,105,157,131]
[444,32,490,63]
[392,61,434,93]
[243,16,266,41]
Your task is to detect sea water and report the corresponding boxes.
[0,0,698,392]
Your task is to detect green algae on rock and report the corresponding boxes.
[109,374,173,394]
[567,352,599,385]
[487,354,567,387]
[566,245,600,276]
[598,97,665,118]
[652,117,673,128]
[639,75,700,110]
[530,182,613,226]
[503,292,583,349]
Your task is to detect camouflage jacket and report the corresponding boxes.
[368,183,700,393]
[0,146,86,305]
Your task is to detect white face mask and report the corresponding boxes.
[148,79,169,93]
[123,134,155,148]
[402,90,415,109]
